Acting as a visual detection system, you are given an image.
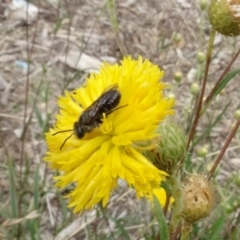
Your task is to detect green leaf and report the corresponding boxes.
[109,217,131,240]
[33,164,40,209]
[99,204,131,240]
[208,215,225,240]
[34,105,43,128]
[207,68,240,106]
[153,195,169,240]
[193,100,231,146]
[53,18,63,34]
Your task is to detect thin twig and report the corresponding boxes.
[187,29,216,149]
[17,3,33,238]
[19,0,41,181]
[204,47,240,105]
[207,117,240,180]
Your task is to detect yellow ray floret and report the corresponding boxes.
[44,56,175,213]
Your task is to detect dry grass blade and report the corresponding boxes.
[2,211,40,227]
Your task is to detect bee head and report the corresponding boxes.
[74,122,85,139]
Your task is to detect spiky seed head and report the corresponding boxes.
[209,0,240,36]
[146,119,187,173]
[182,173,215,223]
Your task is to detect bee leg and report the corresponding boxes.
[106,104,128,115]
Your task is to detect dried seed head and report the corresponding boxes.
[209,0,240,36]
[182,173,215,223]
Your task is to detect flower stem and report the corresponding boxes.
[187,29,216,149]
[169,175,183,237]
[204,47,240,105]
[208,117,240,180]
[170,223,182,240]
[163,193,171,216]
[181,221,192,240]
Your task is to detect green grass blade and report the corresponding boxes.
[106,216,131,240]
[207,68,240,106]
[34,105,44,128]
[53,18,63,34]
[58,192,69,228]
[229,227,239,240]
[153,195,169,240]
[208,215,225,240]
[43,82,50,104]
[33,164,40,209]
[193,100,231,146]
[7,158,18,218]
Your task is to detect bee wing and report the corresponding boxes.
[84,84,120,119]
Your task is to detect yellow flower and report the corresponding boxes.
[44,56,175,213]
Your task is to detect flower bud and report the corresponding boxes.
[146,119,187,173]
[190,82,200,95]
[196,52,205,64]
[174,71,183,82]
[234,109,240,119]
[209,0,240,36]
[197,145,209,158]
[200,0,208,10]
[173,33,183,43]
[182,173,215,223]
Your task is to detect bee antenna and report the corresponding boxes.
[52,129,73,136]
[60,132,75,151]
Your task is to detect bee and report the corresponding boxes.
[53,84,126,150]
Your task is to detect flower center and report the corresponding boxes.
[100,114,113,135]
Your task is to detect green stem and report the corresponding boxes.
[181,221,192,240]
[169,175,183,236]
[204,47,240,105]
[186,28,216,149]
[107,0,128,56]
[208,116,240,180]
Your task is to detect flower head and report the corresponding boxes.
[146,119,187,174]
[209,0,240,36]
[44,56,175,213]
[182,173,215,223]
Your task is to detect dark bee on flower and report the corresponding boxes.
[53,84,126,150]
